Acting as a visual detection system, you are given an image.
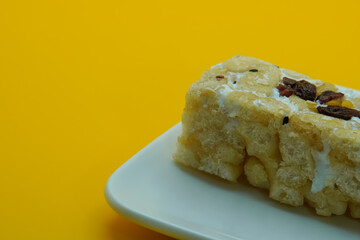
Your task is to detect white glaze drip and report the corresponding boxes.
[311,141,335,193]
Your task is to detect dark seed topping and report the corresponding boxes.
[316,90,344,104]
[216,75,224,79]
[278,77,317,101]
[233,81,237,84]
[282,116,289,125]
[317,105,360,120]
[249,69,258,72]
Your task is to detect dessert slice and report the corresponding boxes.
[173,55,360,218]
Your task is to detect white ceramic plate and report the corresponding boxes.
[105,123,360,240]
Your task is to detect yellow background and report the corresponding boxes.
[1,0,360,239]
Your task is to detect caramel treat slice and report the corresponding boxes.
[173,55,360,218]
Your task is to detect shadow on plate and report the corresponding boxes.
[175,162,360,234]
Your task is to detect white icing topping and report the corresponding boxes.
[216,84,234,108]
[351,116,360,123]
[215,80,266,99]
[255,76,269,85]
[270,88,299,112]
[253,99,264,108]
[210,62,223,69]
[280,69,323,86]
[279,69,293,80]
[215,82,267,118]
[280,69,305,81]
[336,85,360,99]
[228,71,247,82]
[315,101,327,108]
[348,117,360,130]
[311,140,335,193]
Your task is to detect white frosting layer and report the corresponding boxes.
[216,84,234,109]
[270,88,299,112]
[350,117,360,130]
[210,62,224,69]
[280,68,323,86]
[253,99,264,108]
[311,140,335,193]
[228,71,247,81]
[214,70,266,101]
[336,85,360,99]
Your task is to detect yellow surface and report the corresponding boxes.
[1,0,360,239]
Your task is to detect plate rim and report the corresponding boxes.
[104,122,360,240]
[105,123,223,240]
